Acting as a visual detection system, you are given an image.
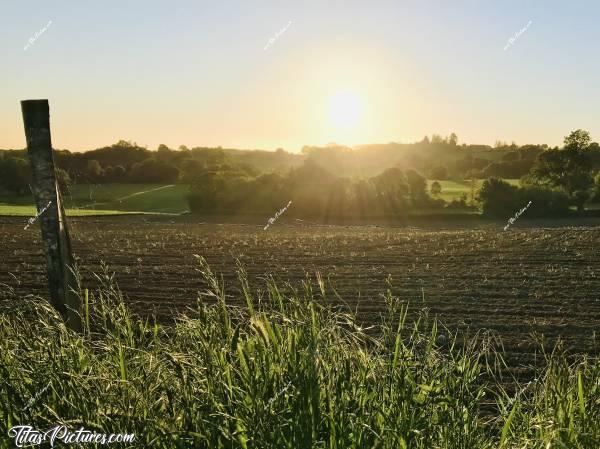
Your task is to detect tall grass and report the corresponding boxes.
[0,258,598,448]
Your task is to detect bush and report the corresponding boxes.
[478,178,571,218]
[517,186,571,218]
[430,180,442,196]
[477,178,520,217]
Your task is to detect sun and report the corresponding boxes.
[328,90,362,129]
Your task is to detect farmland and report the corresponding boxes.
[426,179,520,203]
[1,215,598,380]
[0,183,189,215]
[0,180,519,217]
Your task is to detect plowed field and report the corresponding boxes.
[1,216,599,379]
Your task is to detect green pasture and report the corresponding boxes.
[0,204,133,217]
[427,179,520,202]
[0,183,190,216]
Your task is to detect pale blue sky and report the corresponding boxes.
[1,1,599,152]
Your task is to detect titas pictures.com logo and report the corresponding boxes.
[8,425,135,447]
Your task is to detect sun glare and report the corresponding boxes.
[328,90,362,129]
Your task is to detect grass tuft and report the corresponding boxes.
[0,259,598,448]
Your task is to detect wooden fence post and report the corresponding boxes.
[21,99,82,332]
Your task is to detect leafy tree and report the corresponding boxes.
[563,129,591,150]
[592,173,600,203]
[448,133,458,146]
[501,151,519,162]
[479,177,570,218]
[85,160,104,183]
[190,148,230,166]
[405,169,428,205]
[446,193,469,209]
[481,159,533,178]
[429,165,448,180]
[115,140,136,148]
[181,159,206,183]
[130,159,180,183]
[187,171,228,212]
[430,181,442,196]
[56,168,72,194]
[477,178,520,217]
[112,165,126,181]
[431,134,444,144]
[0,157,31,194]
[187,163,440,218]
[370,167,409,213]
[523,187,570,217]
[529,130,595,211]
[351,179,376,218]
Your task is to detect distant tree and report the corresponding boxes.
[446,193,469,210]
[187,170,228,212]
[517,145,545,161]
[523,187,570,217]
[112,165,126,181]
[448,133,458,146]
[529,130,595,211]
[178,145,190,152]
[502,151,520,162]
[370,167,410,213]
[454,156,489,177]
[191,148,230,166]
[429,165,448,180]
[102,165,127,183]
[56,168,72,194]
[405,169,428,205]
[0,158,31,194]
[430,181,442,196]
[477,178,520,217]
[564,129,591,150]
[351,179,376,218]
[114,140,135,148]
[479,177,570,218]
[156,144,175,163]
[431,134,444,145]
[130,159,179,183]
[181,159,205,183]
[85,160,104,183]
[592,173,600,203]
[481,159,534,178]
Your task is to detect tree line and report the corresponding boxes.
[479,129,600,217]
[2,130,600,218]
[186,161,446,219]
[0,134,582,193]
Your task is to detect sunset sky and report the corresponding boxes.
[1,1,600,152]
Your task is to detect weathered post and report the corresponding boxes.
[21,99,82,332]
